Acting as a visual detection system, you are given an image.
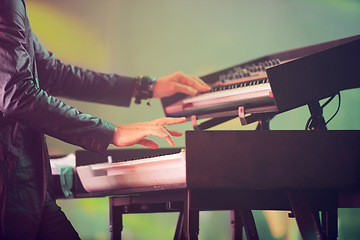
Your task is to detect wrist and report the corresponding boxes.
[134,76,157,105]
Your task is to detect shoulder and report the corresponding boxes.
[0,0,27,27]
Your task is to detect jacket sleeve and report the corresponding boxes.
[0,1,129,153]
[33,34,136,107]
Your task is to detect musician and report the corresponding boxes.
[0,0,210,239]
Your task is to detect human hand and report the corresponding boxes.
[112,117,186,149]
[153,71,210,98]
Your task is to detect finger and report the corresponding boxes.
[144,127,176,146]
[151,117,186,126]
[137,139,159,149]
[163,117,186,125]
[172,82,199,96]
[189,75,211,90]
[177,73,210,92]
[164,127,183,137]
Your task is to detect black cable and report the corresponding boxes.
[325,92,341,125]
[305,115,312,130]
[305,93,339,130]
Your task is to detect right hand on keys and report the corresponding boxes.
[112,117,186,149]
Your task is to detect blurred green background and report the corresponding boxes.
[27,0,360,239]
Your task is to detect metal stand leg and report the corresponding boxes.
[231,210,243,240]
[183,190,199,240]
[109,197,123,240]
[307,100,327,130]
[287,190,324,240]
[231,209,259,240]
[174,210,185,240]
[322,209,338,240]
[241,209,260,240]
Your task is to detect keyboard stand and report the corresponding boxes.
[108,188,347,240]
[190,114,237,131]
[189,104,277,131]
[238,106,276,130]
[101,130,360,240]
[186,106,276,239]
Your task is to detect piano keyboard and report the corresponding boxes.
[217,59,280,83]
[163,59,283,118]
[76,150,186,192]
[165,76,276,117]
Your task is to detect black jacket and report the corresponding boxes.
[0,0,135,238]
